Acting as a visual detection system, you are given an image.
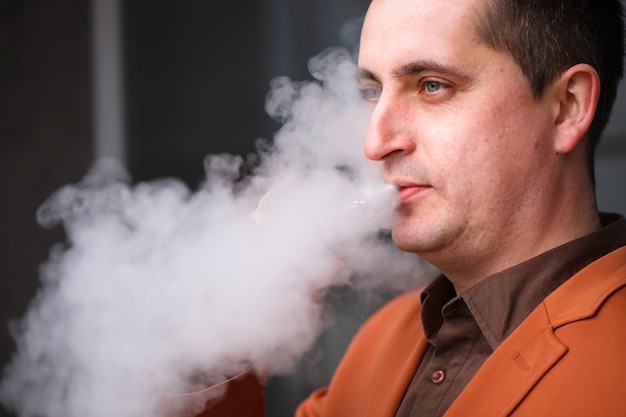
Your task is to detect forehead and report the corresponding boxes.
[358,0,487,71]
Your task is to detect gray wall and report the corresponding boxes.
[597,74,626,213]
[0,3,92,416]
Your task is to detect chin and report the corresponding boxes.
[390,216,449,256]
[390,227,423,254]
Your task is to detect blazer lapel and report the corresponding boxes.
[444,303,567,416]
[445,246,626,416]
[367,319,430,417]
[360,312,428,417]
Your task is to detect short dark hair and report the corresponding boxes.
[475,0,625,185]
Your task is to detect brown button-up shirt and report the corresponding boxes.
[395,213,626,417]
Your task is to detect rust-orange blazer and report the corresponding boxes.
[296,245,626,417]
[175,245,626,416]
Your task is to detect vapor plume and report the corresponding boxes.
[0,48,429,417]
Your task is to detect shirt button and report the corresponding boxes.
[431,370,446,384]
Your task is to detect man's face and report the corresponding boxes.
[358,0,558,273]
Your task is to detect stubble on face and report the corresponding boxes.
[359,0,561,286]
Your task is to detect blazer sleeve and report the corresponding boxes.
[158,368,266,417]
[294,387,328,417]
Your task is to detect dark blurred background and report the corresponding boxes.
[0,1,624,416]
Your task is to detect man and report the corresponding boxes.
[172,0,626,415]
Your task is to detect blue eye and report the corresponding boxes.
[360,86,382,101]
[425,81,443,93]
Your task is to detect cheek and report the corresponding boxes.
[427,120,495,177]
[418,89,548,186]
[465,94,548,164]
[427,120,522,202]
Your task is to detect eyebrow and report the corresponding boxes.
[357,68,380,83]
[357,60,474,83]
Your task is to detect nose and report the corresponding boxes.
[363,95,416,161]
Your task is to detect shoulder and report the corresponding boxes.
[541,246,626,379]
[545,245,626,329]
[517,256,626,414]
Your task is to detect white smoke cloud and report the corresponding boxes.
[0,48,431,417]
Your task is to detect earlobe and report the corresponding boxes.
[553,64,600,154]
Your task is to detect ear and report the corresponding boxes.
[553,63,600,154]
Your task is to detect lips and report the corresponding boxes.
[391,181,433,205]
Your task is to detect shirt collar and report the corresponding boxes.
[421,213,626,350]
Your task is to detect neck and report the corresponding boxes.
[431,190,600,295]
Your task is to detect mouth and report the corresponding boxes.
[392,182,433,205]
